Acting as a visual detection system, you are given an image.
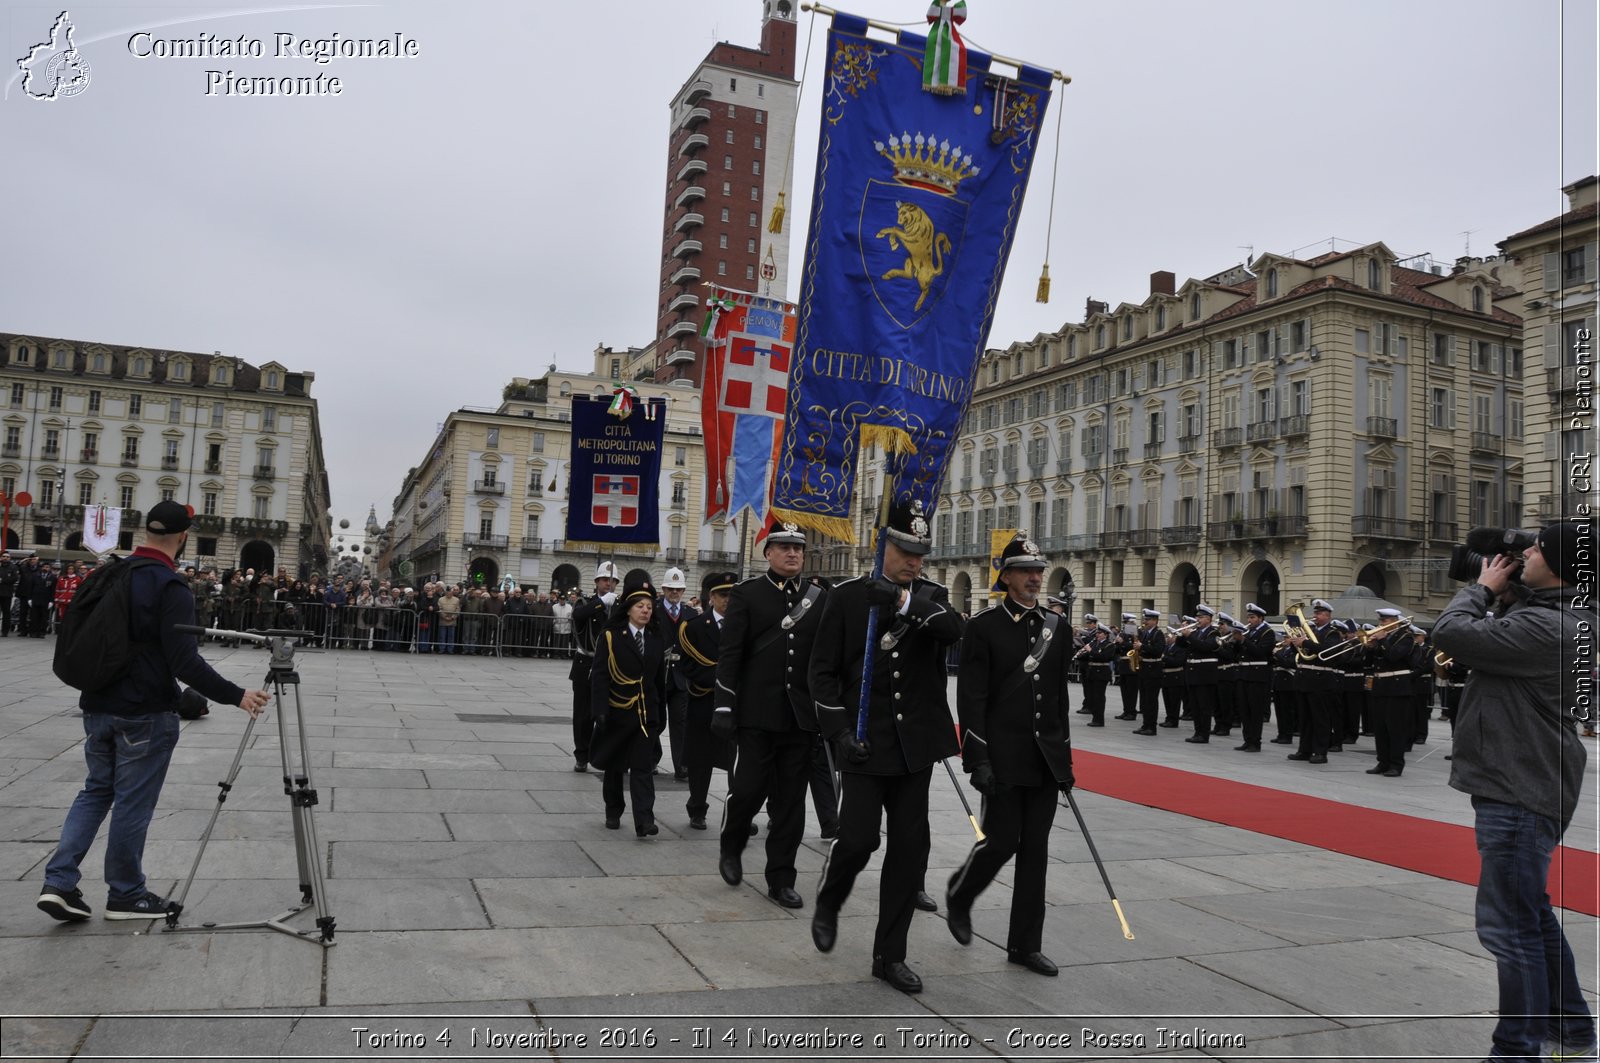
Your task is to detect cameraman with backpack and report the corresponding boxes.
[37,501,270,923]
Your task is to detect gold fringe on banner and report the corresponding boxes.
[860,423,916,456]
[767,192,786,233]
[562,540,662,555]
[768,507,857,545]
[1036,263,1051,304]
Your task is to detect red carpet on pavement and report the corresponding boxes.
[1076,749,1600,916]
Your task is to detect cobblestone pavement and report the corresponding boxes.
[1,636,1594,1061]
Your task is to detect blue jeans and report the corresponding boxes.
[437,624,456,652]
[1473,796,1596,1057]
[46,712,181,903]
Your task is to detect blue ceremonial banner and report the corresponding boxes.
[565,394,666,547]
[771,11,1054,541]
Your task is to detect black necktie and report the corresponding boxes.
[635,630,645,655]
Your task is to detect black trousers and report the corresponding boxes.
[603,767,656,828]
[570,672,591,765]
[1372,692,1410,770]
[665,685,689,774]
[684,700,718,820]
[947,779,1058,953]
[1272,688,1300,740]
[1080,675,1108,723]
[816,765,933,964]
[1137,674,1162,728]
[1239,680,1270,747]
[809,734,839,832]
[1214,679,1238,732]
[1296,687,1334,757]
[721,726,811,891]
[1160,675,1184,724]
[1116,674,1139,717]
[1187,683,1217,738]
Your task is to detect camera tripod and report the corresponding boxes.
[163,626,335,948]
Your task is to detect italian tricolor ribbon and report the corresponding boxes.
[923,0,967,96]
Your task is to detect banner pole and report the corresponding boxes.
[853,473,896,742]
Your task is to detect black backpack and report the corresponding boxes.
[52,557,164,692]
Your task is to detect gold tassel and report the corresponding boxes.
[767,192,786,234]
[1036,263,1051,304]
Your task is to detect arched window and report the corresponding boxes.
[1155,305,1166,330]
[1190,293,1201,319]
[1266,268,1278,298]
[1095,325,1106,348]
[1472,286,1484,312]
[1368,260,1381,291]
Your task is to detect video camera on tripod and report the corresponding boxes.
[163,625,335,947]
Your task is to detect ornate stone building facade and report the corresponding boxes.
[0,332,331,575]
[389,371,745,593]
[921,244,1526,620]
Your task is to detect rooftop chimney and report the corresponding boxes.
[1085,297,1108,319]
[1149,271,1176,297]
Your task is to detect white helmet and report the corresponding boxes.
[663,567,687,590]
[594,561,620,581]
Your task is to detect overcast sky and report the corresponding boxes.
[3,0,1594,525]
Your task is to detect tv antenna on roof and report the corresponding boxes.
[1459,229,1479,258]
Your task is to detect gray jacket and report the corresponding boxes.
[1434,582,1590,830]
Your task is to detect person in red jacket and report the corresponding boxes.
[54,562,84,622]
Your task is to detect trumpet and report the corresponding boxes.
[1434,650,1453,669]
[1364,616,1414,643]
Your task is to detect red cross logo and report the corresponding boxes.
[720,336,789,418]
[592,475,639,527]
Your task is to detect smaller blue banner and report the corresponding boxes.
[565,395,666,546]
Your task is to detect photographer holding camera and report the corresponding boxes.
[1433,520,1595,1063]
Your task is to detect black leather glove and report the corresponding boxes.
[865,578,901,607]
[838,731,871,764]
[969,762,998,796]
[1058,762,1076,794]
[710,709,737,741]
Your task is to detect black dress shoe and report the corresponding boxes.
[1211,729,1231,737]
[604,817,621,830]
[636,821,659,838]
[1132,727,1157,736]
[768,886,804,909]
[1184,736,1208,744]
[1159,720,1179,728]
[1365,764,1388,775]
[673,769,689,782]
[1114,713,1137,721]
[573,761,588,773]
[871,958,922,993]
[1286,752,1310,761]
[1075,707,1093,714]
[914,890,938,913]
[1235,743,1260,752]
[1308,754,1328,764]
[748,822,759,836]
[1327,744,1343,753]
[719,852,742,886]
[1179,712,1193,720]
[945,886,972,946]
[1086,720,1104,727]
[688,816,707,830]
[1382,767,1402,777]
[1007,950,1058,977]
[811,906,837,952]
[1270,737,1295,745]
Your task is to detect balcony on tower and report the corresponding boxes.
[685,80,712,103]
[678,133,709,158]
[670,264,701,286]
[664,348,696,366]
[671,238,703,259]
[674,212,704,234]
[674,185,706,210]
[677,106,711,130]
[675,159,708,183]
[669,292,701,313]
[667,319,699,339]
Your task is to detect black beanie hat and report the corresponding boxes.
[1536,520,1593,588]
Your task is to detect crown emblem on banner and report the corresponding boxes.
[874,132,979,195]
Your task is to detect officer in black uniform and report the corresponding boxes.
[589,573,669,836]
[946,535,1073,977]
[1131,609,1166,735]
[808,499,963,995]
[711,523,827,909]
[569,562,619,772]
[1270,617,1304,745]
[1234,603,1276,751]
[1179,605,1221,743]
[1159,616,1191,728]
[1111,613,1139,720]
[676,572,736,830]
[1213,613,1241,737]
[1074,615,1113,727]
[653,567,699,781]
[1366,607,1414,777]
[1286,599,1339,764]
[0,551,18,637]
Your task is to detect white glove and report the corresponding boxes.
[599,592,617,607]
